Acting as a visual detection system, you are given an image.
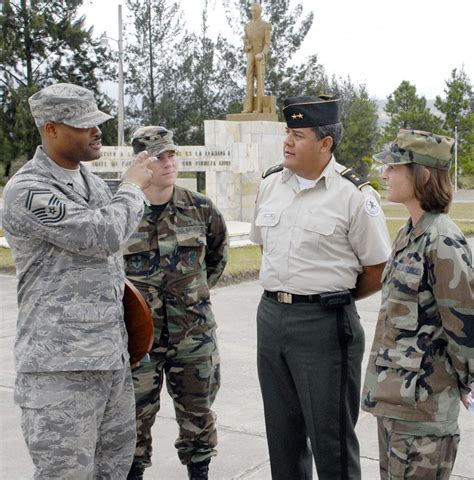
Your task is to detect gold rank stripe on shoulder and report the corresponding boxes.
[282,98,341,111]
[262,163,284,179]
[339,167,370,190]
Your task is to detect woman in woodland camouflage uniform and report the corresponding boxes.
[362,129,474,479]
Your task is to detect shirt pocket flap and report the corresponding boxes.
[375,348,423,372]
[255,211,281,227]
[302,215,336,236]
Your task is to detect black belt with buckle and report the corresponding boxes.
[264,289,352,307]
[264,290,321,304]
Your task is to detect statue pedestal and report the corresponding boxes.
[226,95,277,122]
[204,119,285,222]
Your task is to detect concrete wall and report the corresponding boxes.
[204,120,286,222]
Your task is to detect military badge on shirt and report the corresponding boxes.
[364,195,381,217]
[26,189,66,224]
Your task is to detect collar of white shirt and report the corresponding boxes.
[283,155,337,190]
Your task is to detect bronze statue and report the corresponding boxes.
[243,3,272,114]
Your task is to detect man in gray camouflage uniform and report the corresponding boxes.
[362,129,474,479]
[2,83,154,479]
[124,126,228,480]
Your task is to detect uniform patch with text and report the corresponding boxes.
[26,189,66,224]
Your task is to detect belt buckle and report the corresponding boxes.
[277,292,292,304]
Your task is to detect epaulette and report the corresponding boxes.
[339,167,371,190]
[262,163,284,179]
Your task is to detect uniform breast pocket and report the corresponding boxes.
[386,267,422,330]
[176,232,207,274]
[255,211,281,253]
[297,215,336,259]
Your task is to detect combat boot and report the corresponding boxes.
[127,462,144,480]
[187,459,210,480]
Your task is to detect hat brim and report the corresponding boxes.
[148,144,177,156]
[62,109,113,129]
[372,150,412,166]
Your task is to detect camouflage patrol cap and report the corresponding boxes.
[130,126,177,156]
[373,129,454,170]
[28,83,113,128]
[283,94,341,128]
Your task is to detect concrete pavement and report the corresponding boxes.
[1,272,473,479]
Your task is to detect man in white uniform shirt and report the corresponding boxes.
[250,94,391,480]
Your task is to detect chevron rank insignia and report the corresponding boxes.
[26,189,66,224]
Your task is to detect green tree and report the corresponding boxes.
[381,81,442,144]
[124,0,184,130]
[124,0,244,146]
[175,7,225,145]
[435,68,474,181]
[0,0,115,177]
[177,1,246,144]
[336,87,379,176]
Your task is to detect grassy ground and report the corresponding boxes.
[382,203,474,221]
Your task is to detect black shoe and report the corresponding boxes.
[187,459,210,480]
[127,462,144,480]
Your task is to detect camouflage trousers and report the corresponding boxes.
[130,323,220,470]
[15,366,136,479]
[377,417,460,480]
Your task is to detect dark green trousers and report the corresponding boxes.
[257,294,365,480]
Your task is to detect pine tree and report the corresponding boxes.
[381,81,442,145]
[336,87,379,177]
[124,0,184,131]
[0,0,115,177]
[435,68,474,182]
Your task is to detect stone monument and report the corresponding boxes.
[87,119,286,222]
[226,2,277,122]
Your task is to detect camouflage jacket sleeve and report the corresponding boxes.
[205,202,228,288]
[430,234,474,391]
[3,178,144,259]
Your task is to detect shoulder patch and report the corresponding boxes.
[26,189,66,225]
[262,163,284,179]
[364,195,381,217]
[339,168,370,190]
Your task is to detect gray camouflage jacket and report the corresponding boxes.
[3,147,145,372]
[362,212,474,422]
[123,186,228,344]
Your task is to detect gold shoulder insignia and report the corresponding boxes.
[262,163,284,179]
[339,167,371,190]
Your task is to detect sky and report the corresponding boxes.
[78,0,474,100]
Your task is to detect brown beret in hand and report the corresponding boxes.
[123,278,154,365]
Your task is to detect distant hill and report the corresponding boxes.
[376,99,441,127]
